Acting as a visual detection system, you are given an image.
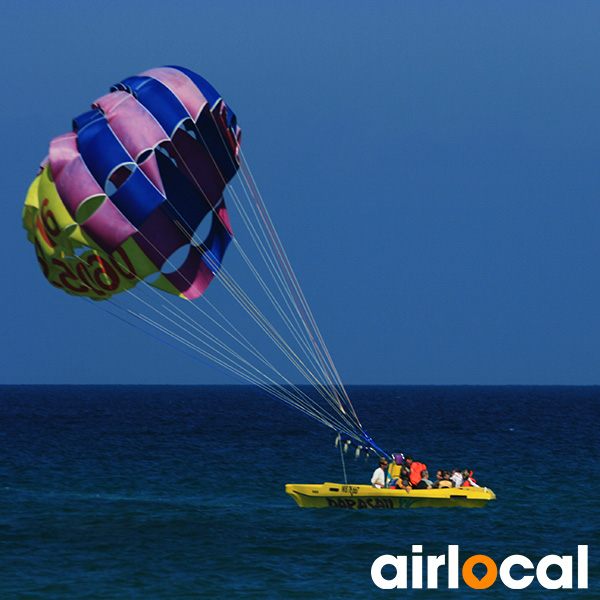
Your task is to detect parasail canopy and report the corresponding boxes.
[23,66,241,301]
[22,66,386,457]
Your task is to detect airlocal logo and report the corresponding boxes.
[371,545,588,590]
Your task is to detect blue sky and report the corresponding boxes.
[3,1,599,385]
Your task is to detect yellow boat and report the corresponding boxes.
[285,482,496,509]
[286,444,496,509]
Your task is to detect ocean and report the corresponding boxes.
[0,385,597,598]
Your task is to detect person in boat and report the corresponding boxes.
[461,469,480,487]
[371,457,391,488]
[437,469,453,488]
[432,469,452,488]
[414,469,434,489]
[451,468,464,487]
[432,469,445,488]
[391,467,412,493]
[404,455,428,488]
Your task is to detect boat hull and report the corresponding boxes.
[285,483,496,509]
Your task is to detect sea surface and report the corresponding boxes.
[0,385,597,598]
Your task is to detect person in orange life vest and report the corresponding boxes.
[461,469,480,487]
[404,455,427,488]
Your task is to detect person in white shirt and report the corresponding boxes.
[371,457,390,488]
[451,468,463,487]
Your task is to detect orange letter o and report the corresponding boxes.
[462,554,498,589]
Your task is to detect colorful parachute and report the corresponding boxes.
[23,66,241,301]
[22,66,385,456]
